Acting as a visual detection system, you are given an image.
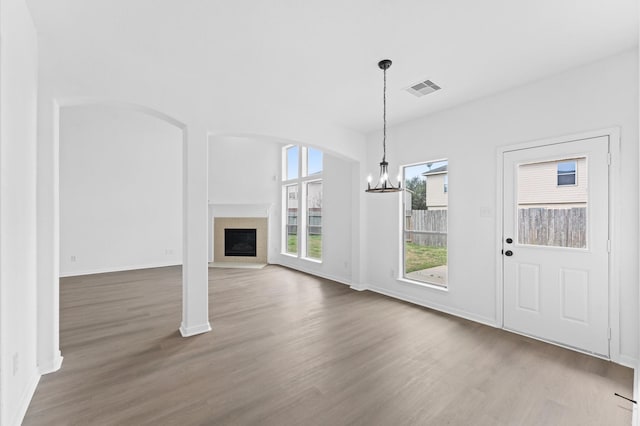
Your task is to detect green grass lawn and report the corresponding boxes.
[287,235,297,254]
[287,234,322,259]
[307,235,322,259]
[404,242,447,273]
[289,237,440,268]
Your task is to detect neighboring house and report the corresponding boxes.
[423,164,448,210]
[286,183,322,235]
[518,158,587,208]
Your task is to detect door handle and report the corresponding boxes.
[504,250,513,256]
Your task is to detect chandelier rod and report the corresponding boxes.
[382,62,387,163]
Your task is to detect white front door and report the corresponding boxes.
[503,136,610,357]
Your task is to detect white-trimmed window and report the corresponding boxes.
[401,160,448,287]
[282,145,323,260]
[557,160,577,186]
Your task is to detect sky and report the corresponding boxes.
[288,145,442,182]
[287,146,323,179]
[404,160,447,181]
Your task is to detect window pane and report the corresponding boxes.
[307,148,323,176]
[286,185,298,254]
[402,160,448,287]
[286,146,299,180]
[557,160,577,186]
[518,158,587,248]
[558,161,576,173]
[306,181,322,260]
[557,173,576,185]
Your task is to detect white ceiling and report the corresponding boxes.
[26,0,638,134]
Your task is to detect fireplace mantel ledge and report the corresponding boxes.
[209,203,272,218]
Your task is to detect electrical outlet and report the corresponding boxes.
[13,353,18,375]
[480,207,492,218]
[70,255,77,262]
[390,268,395,278]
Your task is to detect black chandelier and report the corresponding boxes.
[366,59,402,193]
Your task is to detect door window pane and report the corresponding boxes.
[402,160,448,287]
[286,185,298,254]
[518,157,587,248]
[306,181,322,260]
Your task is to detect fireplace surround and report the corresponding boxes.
[213,217,268,264]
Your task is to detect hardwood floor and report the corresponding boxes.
[24,265,633,425]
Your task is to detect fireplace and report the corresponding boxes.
[224,228,257,257]
[213,217,267,264]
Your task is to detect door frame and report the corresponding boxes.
[495,127,622,363]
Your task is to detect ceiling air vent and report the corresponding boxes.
[406,79,441,97]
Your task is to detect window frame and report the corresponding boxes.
[400,159,449,289]
[283,184,300,256]
[281,145,323,262]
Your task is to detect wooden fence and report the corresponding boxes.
[405,207,586,249]
[287,208,322,235]
[518,207,586,248]
[405,210,447,247]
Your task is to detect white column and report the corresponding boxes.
[36,98,63,374]
[179,124,211,336]
[350,161,368,291]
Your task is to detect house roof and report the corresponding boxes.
[422,165,448,176]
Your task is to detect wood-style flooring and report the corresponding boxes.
[24,265,634,425]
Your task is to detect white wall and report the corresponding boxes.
[363,49,639,365]
[35,19,366,370]
[274,153,354,285]
[207,136,281,260]
[208,136,280,205]
[0,0,40,424]
[206,136,354,284]
[59,105,183,276]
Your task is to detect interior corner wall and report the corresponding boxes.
[59,105,183,276]
[274,153,354,285]
[207,136,282,261]
[0,0,40,424]
[363,48,639,364]
[206,137,354,283]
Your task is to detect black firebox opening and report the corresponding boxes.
[224,228,257,257]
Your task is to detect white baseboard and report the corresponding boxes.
[618,354,639,370]
[350,283,368,291]
[273,261,352,287]
[273,264,496,327]
[366,284,498,328]
[39,351,63,375]
[633,368,639,426]
[179,322,212,337]
[10,371,40,426]
[60,261,181,277]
